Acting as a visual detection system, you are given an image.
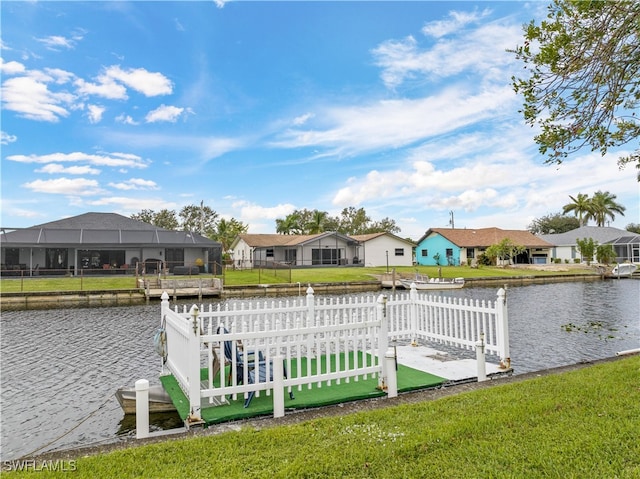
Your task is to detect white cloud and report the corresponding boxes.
[372,16,520,89]
[103,65,173,96]
[421,8,492,38]
[145,104,184,123]
[292,112,314,126]
[115,114,139,125]
[0,58,26,75]
[108,178,159,190]
[232,200,296,222]
[1,76,72,122]
[75,77,128,100]
[86,196,177,212]
[274,85,516,156]
[35,164,101,175]
[87,104,105,123]
[1,130,17,145]
[22,177,102,195]
[7,151,149,168]
[44,68,75,84]
[36,35,76,51]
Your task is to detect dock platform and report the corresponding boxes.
[159,344,510,427]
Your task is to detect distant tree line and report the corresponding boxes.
[274,207,401,236]
[130,204,248,255]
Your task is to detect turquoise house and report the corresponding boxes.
[415,231,461,266]
[415,227,552,266]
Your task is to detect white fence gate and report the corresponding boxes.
[160,285,509,422]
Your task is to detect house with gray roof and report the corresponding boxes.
[1,212,222,276]
[231,232,362,269]
[539,226,640,264]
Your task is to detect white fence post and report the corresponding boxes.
[476,333,487,382]
[496,288,510,369]
[273,355,285,418]
[385,349,397,398]
[409,284,418,346]
[377,294,388,390]
[160,292,170,374]
[135,379,149,439]
[187,304,202,423]
[306,286,315,327]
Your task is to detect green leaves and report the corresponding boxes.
[511,0,640,177]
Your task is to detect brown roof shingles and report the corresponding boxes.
[427,228,552,248]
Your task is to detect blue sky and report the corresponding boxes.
[1,1,638,239]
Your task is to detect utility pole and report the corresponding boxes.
[199,200,204,235]
[449,210,455,229]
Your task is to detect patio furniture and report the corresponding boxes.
[217,326,294,407]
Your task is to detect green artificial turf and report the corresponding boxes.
[160,353,445,423]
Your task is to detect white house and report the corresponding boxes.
[230,232,362,269]
[350,232,415,267]
[539,226,640,264]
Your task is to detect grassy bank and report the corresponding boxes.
[0,265,597,293]
[7,355,639,478]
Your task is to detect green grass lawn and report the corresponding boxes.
[7,355,639,478]
[0,265,597,293]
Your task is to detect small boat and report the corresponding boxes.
[400,274,465,290]
[116,385,176,414]
[610,263,638,278]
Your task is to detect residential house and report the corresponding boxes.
[350,232,415,267]
[415,227,552,266]
[539,226,640,264]
[0,212,222,275]
[230,232,362,269]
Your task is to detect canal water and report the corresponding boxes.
[1,280,638,460]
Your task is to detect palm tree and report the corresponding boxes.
[275,213,301,235]
[562,193,591,226]
[306,210,327,234]
[586,190,626,227]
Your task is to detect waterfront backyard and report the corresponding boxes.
[0,264,598,293]
[1,279,637,464]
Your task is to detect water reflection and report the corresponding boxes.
[1,279,638,460]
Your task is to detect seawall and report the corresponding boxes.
[0,274,605,311]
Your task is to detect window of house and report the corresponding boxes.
[284,249,297,263]
[4,248,19,265]
[467,248,475,259]
[394,248,404,256]
[446,248,453,258]
[266,248,274,257]
[421,249,428,257]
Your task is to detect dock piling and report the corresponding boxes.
[135,379,150,439]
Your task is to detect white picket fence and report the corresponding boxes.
[160,285,509,422]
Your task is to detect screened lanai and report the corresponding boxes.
[606,235,640,263]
